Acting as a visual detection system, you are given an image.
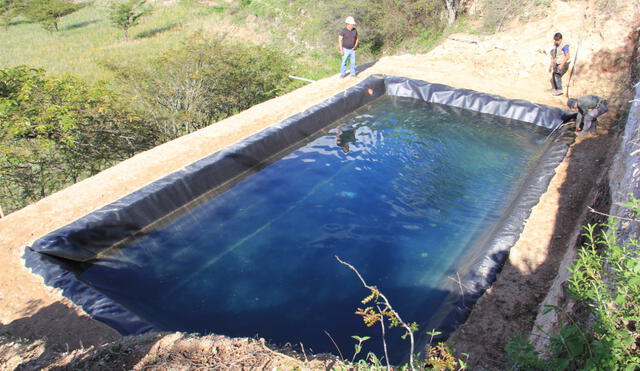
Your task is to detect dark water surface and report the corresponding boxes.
[78,96,550,362]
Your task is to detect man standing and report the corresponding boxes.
[339,16,359,78]
[549,32,570,96]
[567,96,609,134]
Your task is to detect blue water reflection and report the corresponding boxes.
[79,96,549,362]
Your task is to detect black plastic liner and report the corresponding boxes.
[24,75,573,339]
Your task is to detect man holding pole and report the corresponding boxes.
[549,32,570,96]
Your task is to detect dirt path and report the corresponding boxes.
[1,0,638,368]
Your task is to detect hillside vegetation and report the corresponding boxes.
[0,0,479,214]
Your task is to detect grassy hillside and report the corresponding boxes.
[0,1,244,82]
[0,0,351,84]
[0,0,461,214]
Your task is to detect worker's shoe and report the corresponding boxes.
[551,89,564,96]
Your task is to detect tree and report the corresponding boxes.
[22,0,83,32]
[444,0,468,27]
[0,66,159,213]
[109,0,149,40]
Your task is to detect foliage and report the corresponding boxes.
[481,0,525,33]
[425,341,464,370]
[481,0,552,34]
[351,335,371,363]
[336,255,419,369]
[0,66,158,213]
[105,35,298,141]
[507,198,640,370]
[299,0,447,56]
[0,0,20,30]
[21,0,84,32]
[337,256,469,370]
[109,0,150,40]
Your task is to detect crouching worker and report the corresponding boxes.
[567,95,608,134]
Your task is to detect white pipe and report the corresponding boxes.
[288,75,316,83]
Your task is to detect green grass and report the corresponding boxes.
[0,0,344,84]
[1,0,461,89]
[0,1,230,82]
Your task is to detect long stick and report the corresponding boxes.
[588,206,637,222]
[376,304,392,371]
[565,38,581,97]
[566,10,587,97]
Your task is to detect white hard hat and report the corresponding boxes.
[345,16,356,25]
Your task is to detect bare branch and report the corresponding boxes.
[335,255,416,370]
[588,206,637,222]
[376,304,392,371]
[323,330,344,361]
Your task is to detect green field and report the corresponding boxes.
[0,0,337,83]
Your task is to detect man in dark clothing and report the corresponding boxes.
[338,16,359,78]
[549,32,570,96]
[567,95,609,134]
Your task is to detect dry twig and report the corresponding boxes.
[335,255,416,371]
[588,206,637,222]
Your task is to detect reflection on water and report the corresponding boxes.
[79,96,550,363]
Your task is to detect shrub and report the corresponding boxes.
[105,35,297,141]
[297,0,447,56]
[507,198,640,370]
[0,66,158,213]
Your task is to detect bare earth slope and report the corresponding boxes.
[1,0,638,368]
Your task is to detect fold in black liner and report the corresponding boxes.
[24,75,573,337]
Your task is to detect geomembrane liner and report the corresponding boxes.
[24,75,573,356]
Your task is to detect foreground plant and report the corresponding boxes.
[507,198,640,370]
[336,256,469,370]
[0,66,158,213]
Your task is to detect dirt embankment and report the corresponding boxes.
[1,0,639,369]
[447,0,639,368]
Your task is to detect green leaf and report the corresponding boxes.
[566,338,584,357]
[628,277,640,287]
[351,335,370,342]
[554,357,570,370]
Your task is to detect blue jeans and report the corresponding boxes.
[341,48,356,77]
